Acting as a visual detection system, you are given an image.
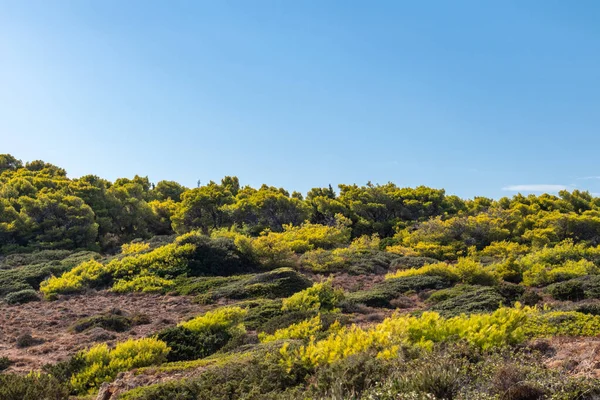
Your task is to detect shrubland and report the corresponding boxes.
[5,155,600,398]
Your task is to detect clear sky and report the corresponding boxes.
[1,1,599,199]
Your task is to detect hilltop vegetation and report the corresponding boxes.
[3,154,600,399]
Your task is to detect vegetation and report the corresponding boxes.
[6,155,600,398]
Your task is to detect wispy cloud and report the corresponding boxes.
[578,176,600,180]
[502,184,570,192]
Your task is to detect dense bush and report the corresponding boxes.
[119,353,304,400]
[386,258,497,286]
[157,326,232,362]
[430,286,505,317]
[0,373,70,400]
[346,275,451,308]
[545,275,600,301]
[5,288,40,304]
[70,337,169,394]
[257,310,315,334]
[0,356,11,371]
[70,309,135,333]
[178,268,312,303]
[259,315,323,343]
[279,306,531,372]
[0,262,71,299]
[241,299,286,331]
[179,307,247,336]
[282,280,344,312]
[39,234,260,299]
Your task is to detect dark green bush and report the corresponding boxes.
[242,299,285,330]
[180,235,257,276]
[546,279,586,301]
[519,290,542,306]
[574,301,600,316]
[431,286,505,317]
[119,353,304,400]
[0,356,11,372]
[42,354,86,384]
[5,289,40,304]
[345,250,405,275]
[346,275,451,308]
[0,250,73,269]
[0,373,70,400]
[16,333,42,348]
[496,282,525,303]
[70,311,132,333]
[177,268,312,303]
[258,310,316,334]
[156,326,232,362]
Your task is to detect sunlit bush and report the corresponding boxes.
[259,314,322,343]
[111,275,175,293]
[179,306,247,337]
[40,259,107,299]
[70,337,169,394]
[282,279,344,312]
[386,258,496,286]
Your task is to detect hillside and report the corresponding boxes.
[3,154,600,399]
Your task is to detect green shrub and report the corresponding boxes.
[523,259,599,287]
[258,310,316,334]
[157,326,232,362]
[242,299,286,331]
[496,282,525,303]
[519,290,542,306]
[42,353,86,384]
[5,288,40,304]
[0,250,73,269]
[16,333,42,348]
[119,353,303,400]
[0,373,70,400]
[182,268,313,303]
[546,279,586,301]
[0,356,11,372]
[259,315,322,343]
[70,310,133,333]
[346,276,451,308]
[574,301,600,316]
[430,286,505,317]
[177,234,257,276]
[0,262,71,298]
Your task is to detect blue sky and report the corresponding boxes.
[1,1,599,199]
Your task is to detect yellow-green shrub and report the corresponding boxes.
[300,235,381,272]
[108,242,196,280]
[121,242,150,254]
[386,262,459,282]
[279,305,530,371]
[385,258,496,286]
[179,306,247,336]
[40,259,106,299]
[111,275,174,293]
[479,241,529,258]
[259,315,322,343]
[70,337,169,394]
[524,310,600,337]
[522,259,599,287]
[282,279,344,312]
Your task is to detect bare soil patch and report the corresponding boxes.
[0,291,208,373]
